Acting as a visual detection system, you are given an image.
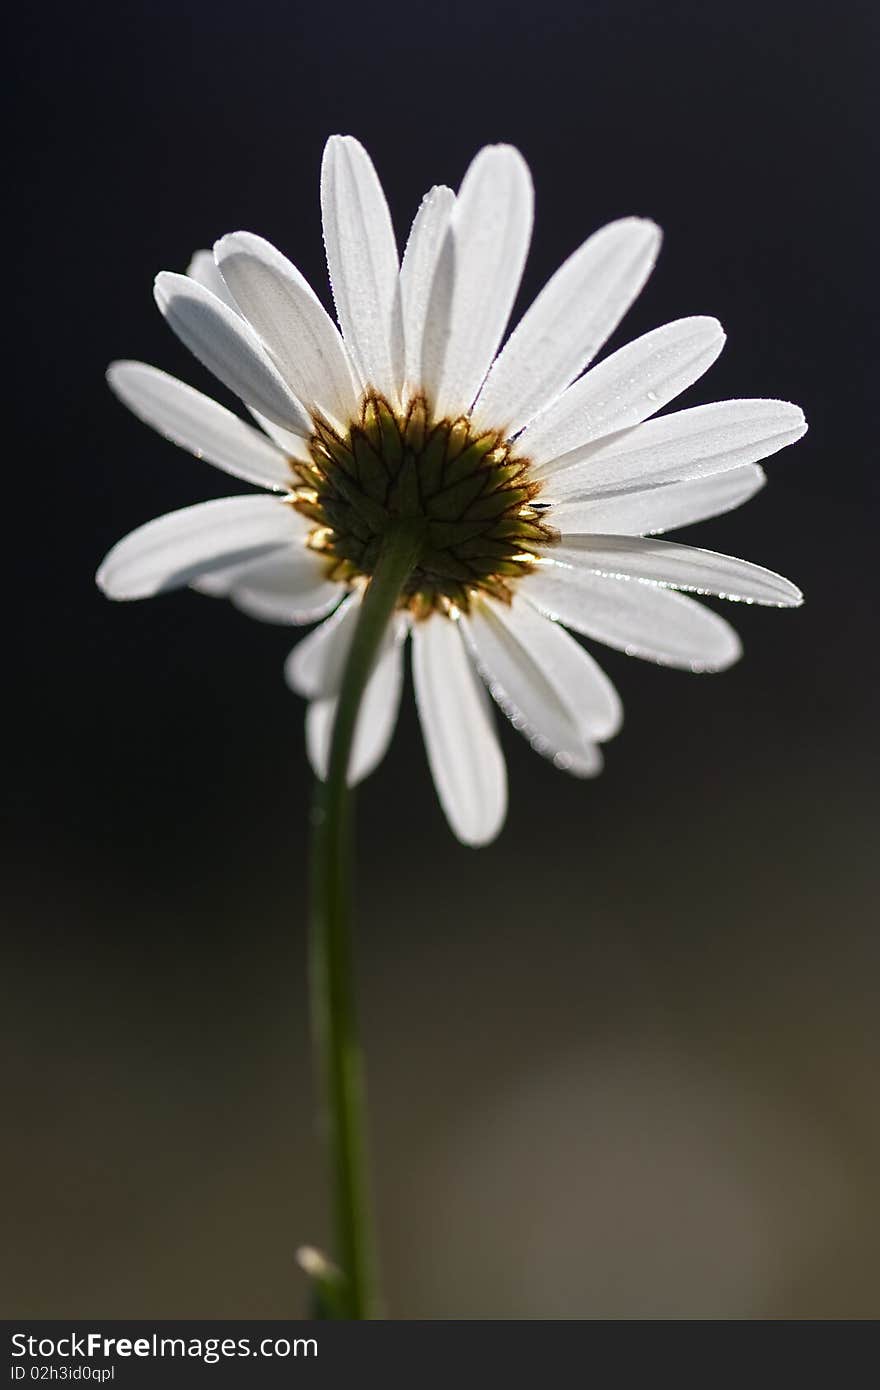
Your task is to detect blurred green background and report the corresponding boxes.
[5,0,877,1317]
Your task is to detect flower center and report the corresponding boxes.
[290,392,557,615]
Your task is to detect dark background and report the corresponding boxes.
[5,0,877,1318]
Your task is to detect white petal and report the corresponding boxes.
[320,135,404,401]
[284,592,362,696]
[551,465,766,536]
[463,596,620,770]
[552,535,803,606]
[400,185,455,396]
[473,217,661,435]
[106,361,294,492]
[210,551,343,626]
[540,398,808,497]
[214,232,360,426]
[190,556,262,597]
[521,316,725,464]
[412,617,507,846]
[248,414,313,461]
[154,271,312,435]
[185,249,233,305]
[524,565,742,671]
[285,591,405,697]
[426,145,533,419]
[305,630,405,785]
[419,222,455,412]
[186,250,313,460]
[96,496,299,600]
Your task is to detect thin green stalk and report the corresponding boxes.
[308,519,425,1320]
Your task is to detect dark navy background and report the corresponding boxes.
[6,0,878,1317]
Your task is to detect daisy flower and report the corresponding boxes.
[98,136,806,846]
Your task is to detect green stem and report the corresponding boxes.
[308,519,424,1319]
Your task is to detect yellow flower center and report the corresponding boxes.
[290,392,557,615]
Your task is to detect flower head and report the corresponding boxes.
[98,136,806,845]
